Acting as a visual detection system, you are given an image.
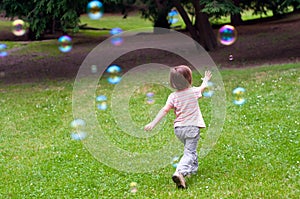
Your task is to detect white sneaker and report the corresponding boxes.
[172,171,186,189]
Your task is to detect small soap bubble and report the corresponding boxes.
[110,28,124,46]
[106,65,121,84]
[171,156,180,168]
[71,131,87,140]
[96,95,107,101]
[58,35,72,53]
[229,54,234,61]
[97,102,107,110]
[146,92,155,104]
[168,9,179,24]
[203,81,215,98]
[91,65,98,73]
[110,27,123,35]
[87,0,104,20]
[0,71,5,78]
[96,95,107,110]
[233,87,246,105]
[12,19,26,36]
[218,25,237,46]
[71,119,86,128]
[130,182,138,193]
[0,44,8,58]
[110,37,124,46]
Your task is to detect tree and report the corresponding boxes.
[246,0,300,17]
[0,0,88,39]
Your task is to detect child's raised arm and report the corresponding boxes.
[199,70,212,93]
[144,105,171,131]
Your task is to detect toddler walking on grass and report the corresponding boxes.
[144,65,212,189]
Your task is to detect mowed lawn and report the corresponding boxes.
[0,63,299,198]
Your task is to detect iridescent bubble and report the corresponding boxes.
[0,71,5,78]
[171,156,180,168]
[168,9,179,24]
[12,19,26,36]
[110,27,123,35]
[203,81,215,98]
[58,35,72,53]
[233,87,246,105]
[91,65,98,73]
[0,44,8,58]
[96,95,107,110]
[110,28,124,46]
[87,0,104,20]
[146,92,155,104]
[130,182,138,193]
[71,119,86,128]
[106,65,121,84]
[229,54,234,61]
[71,131,87,140]
[110,37,124,46]
[218,25,237,46]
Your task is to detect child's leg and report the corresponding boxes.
[174,126,200,176]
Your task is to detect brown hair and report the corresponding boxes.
[170,65,192,90]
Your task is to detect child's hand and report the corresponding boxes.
[204,70,212,81]
[144,122,155,131]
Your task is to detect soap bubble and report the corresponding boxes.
[110,37,124,46]
[87,0,104,20]
[218,25,237,46]
[130,182,138,193]
[168,9,179,24]
[58,35,72,53]
[12,19,26,36]
[171,156,180,168]
[91,65,98,73]
[71,119,86,128]
[110,28,124,46]
[110,27,123,35]
[233,87,246,105]
[229,54,234,61]
[146,92,155,104]
[203,81,215,98]
[0,44,8,57]
[0,71,5,78]
[106,65,121,84]
[96,95,107,110]
[71,131,87,140]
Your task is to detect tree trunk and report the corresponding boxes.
[173,0,201,45]
[153,0,170,32]
[192,1,218,51]
[153,10,170,29]
[230,13,243,26]
[173,0,217,51]
[292,2,300,12]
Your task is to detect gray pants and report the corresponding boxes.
[174,126,200,176]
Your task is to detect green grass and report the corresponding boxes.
[0,63,299,198]
[80,14,153,30]
[79,13,153,37]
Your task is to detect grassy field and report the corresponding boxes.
[0,10,299,198]
[0,63,299,198]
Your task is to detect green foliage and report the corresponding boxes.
[200,0,242,18]
[242,0,299,16]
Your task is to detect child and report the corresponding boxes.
[144,65,212,189]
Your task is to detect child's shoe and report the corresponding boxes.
[172,171,186,189]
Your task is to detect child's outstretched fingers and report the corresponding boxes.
[144,123,154,131]
[205,70,212,81]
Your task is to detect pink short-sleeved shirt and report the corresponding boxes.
[164,87,206,128]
